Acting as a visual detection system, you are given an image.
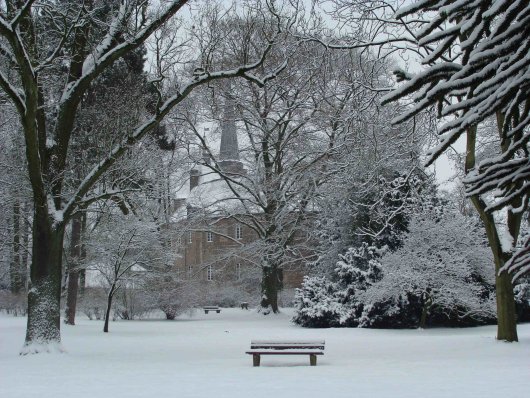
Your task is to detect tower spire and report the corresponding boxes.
[202,127,211,165]
[217,92,245,175]
[219,94,240,161]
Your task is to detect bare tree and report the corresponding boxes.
[0,0,287,352]
[183,39,388,313]
[85,215,171,332]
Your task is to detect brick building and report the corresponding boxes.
[172,98,306,304]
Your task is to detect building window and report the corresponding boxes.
[177,236,182,245]
[188,265,193,278]
[236,263,241,281]
[207,231,213,242]
[188,231,192,243]
[235,224,242,240]
[207,265,213,281]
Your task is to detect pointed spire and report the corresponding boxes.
[202,128,211,165]
[219,94,240,161]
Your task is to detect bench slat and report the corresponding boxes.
[250,346,324,350]
[251,340,325,345]
[250,345,324,350]
[246,351,323,355]
[251,341,324,350]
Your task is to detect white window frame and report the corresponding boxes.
[207,231,213,242]
[188,231,192,243]
[207,265,213,281]
[188,265,193,277]
[235,224,242,240]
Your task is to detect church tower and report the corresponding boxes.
[218,95,245,175]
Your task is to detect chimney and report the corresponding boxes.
[190,169,200,191]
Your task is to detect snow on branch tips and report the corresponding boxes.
[382,0,530,280]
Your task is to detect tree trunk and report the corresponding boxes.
[64,270,79,325]
[10,201,24,293]
[103,285,116,333]
[419,292,432,329]
[79,270,86,296]
[472,203,518,341]
[467,124,519,342]
[260,266,283,314]
[79,213,87,297]
[64,213,83,325]
[476,210,518,342]
[22,208,65,353]
[21,202,30,291]
[494,255,518,342]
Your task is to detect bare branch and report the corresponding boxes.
[10,0,36,28]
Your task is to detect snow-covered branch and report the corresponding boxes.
[0,70,25,113]
[8,0,36,27]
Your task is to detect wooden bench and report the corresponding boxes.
[246,340,325,367]
[203,306,221,314]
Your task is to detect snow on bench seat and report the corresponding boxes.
[246,340,325,366]
[203,306,221,314]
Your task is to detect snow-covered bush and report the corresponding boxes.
[293,244,381,328]
[514,281,530,323]
[114,287,152,320]
[0,290,27,316]
[144,277,199,320]
[293,276,347,327]
[77,288,107,320]
[357,211,497,328]
[295,207,501,328]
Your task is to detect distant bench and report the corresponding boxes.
[203,306,221,314]
[246,340,325,367]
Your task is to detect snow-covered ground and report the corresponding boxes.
[1,309,529,398]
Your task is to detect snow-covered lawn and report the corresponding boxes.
[1,309,529,398]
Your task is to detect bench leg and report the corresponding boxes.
[253,354,261,367]
[204,310,208,314]
[310,354,317,366]
[216,310,220,313]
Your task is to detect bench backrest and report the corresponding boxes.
[250,340,325,350]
